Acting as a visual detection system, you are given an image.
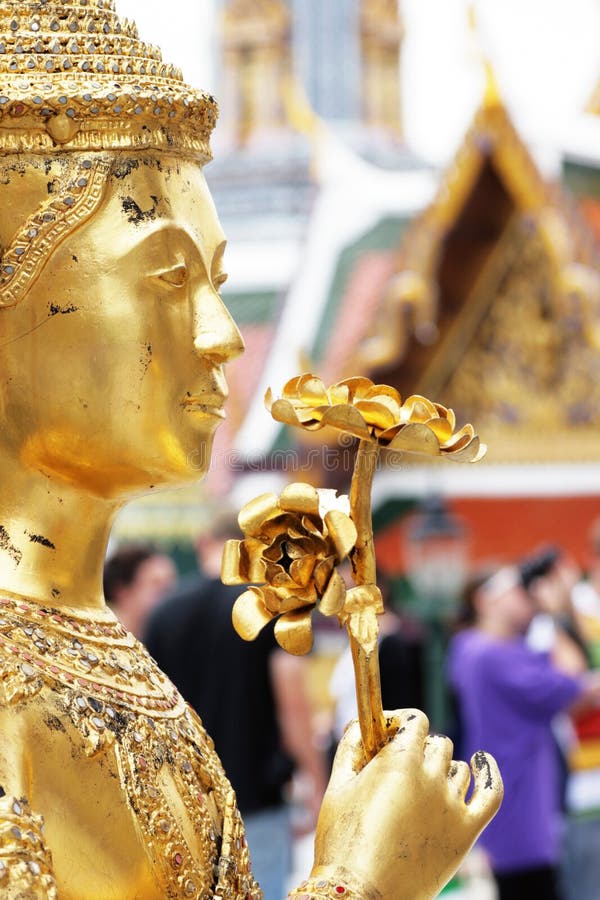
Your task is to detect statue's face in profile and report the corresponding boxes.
[0,153,243,498]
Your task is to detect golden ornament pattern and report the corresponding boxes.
[0,795,58,898]
[0,154,110,307]
[0,0,218,157]
[287,877,364,900]
[0,595,262,899]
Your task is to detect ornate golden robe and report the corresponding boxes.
[0,593,260,899]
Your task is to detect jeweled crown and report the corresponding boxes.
[0,0,218,158]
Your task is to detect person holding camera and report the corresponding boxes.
[448,557,600,900]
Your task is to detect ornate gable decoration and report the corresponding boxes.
[353,67,600,461]
[355,65,600,380]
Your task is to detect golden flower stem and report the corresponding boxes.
[348,439,387,760]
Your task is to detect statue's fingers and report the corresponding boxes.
[380,708,430,757]
[394,709,430,748]
[448,759,471,800]
[423,734,454,775]
[328,719,366,788]
[467,751,503,823]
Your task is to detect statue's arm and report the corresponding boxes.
[0,704,59,898]
[286,710,503,900]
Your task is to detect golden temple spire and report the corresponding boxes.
[221,0,292,147]
[360,0,404,133]
[482,60,502,110]
[467,3,504,109]
[468,4,501,110]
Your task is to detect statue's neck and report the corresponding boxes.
[0,457,121,611]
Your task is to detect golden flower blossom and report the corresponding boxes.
[221,483,357,655]
[265,374,486,462]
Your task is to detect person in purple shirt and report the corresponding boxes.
[448,563,600,900]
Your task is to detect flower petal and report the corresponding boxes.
[443,436,487,462]
[269,568,297,589]
[319,569,346,616]
[364,383,402,405]
[319,404,372,440]
[300,514,325,540]
[326,382,351,405]
[269,398,322,430]
[440,423,475,451]
[279,483,320,516]
[272,588,317,613]
[354,398,400,432]
[294,374,329,406]
[385,422,442,455]
[314,557,335,593]
[336,376,376,400]
[285,537,319,559]
[232,589,273,641]
[221,540,245,585]
[400,395,438,423]
[424,416,454,442]
[239,538,268,582]
[434,402,456,431]
[260,515,306,544]
[274,609,314,655]
[324,510,357,561]
[238,493,280,538]
[290,555,317,587]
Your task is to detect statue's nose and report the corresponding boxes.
[192,288,245,364]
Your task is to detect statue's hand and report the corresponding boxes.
[310,709,502,900]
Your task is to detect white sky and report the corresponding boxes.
[116,0,600,165]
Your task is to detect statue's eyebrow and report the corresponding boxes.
[127,223,208,273]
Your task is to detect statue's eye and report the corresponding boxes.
[158,264,188,288]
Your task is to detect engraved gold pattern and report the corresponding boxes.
[0,596,261,899]
[0,0,218,157]
[287,879,363,900]
[0,155,110,306]
[0,795,58,898]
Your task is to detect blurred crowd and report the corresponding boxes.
[103,514,600,900]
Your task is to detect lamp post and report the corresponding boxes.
[403,496,469,732]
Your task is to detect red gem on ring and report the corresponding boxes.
[335,889,346,895]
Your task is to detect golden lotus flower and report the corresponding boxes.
[265,374,486,462]
[221,483,357,655]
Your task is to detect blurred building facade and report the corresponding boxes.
[113,0,600,571]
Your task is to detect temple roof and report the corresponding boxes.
[346,78,600,462]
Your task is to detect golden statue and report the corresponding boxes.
[0,2,502,898]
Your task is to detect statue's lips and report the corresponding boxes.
[181,396,226,419]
